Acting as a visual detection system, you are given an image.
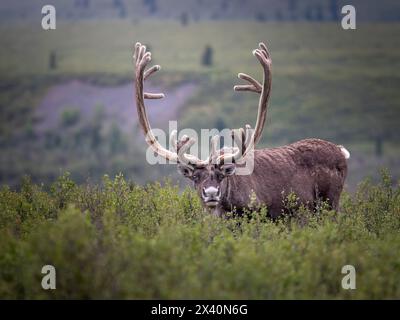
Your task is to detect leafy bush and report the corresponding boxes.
[0,171,399,299]
[61,109,80,128]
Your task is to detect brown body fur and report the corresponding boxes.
[216,139,348,218]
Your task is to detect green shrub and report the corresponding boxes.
[0,171,399,299]
[61,109,80,128]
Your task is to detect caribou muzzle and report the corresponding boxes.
[202,186,221,207]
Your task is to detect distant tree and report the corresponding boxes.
[305,6,313,21]
[275,10,283,21]
[91,123,102,149]
[24,121,36,141]
[119,4,127,18]
[288,0,298,21]
[113,0,126,18]
[74,0,90,8]
[215,117,226,146]
[109,123,126,154]
[288,0,297,12]
[143,0,157,14]
[329,0,340,21]
[61,109,80,127]
[192,12,200,22]
[211,12,220,20]
[315,5,324,21]
[215,117,225,131]
[375,135,383,157]
[180,12,189,26]
[304,5,324,21]
[255,12,267,22]
[201,45,213,67]
[221,0,229,11]
[49,50,57,70]
[113,0,122,7]
[90,106,105,149]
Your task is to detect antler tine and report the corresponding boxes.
[259,42,271,60]
[216,146,241,165]
[233,73,262,93]
[231,42,272,161]
[170,129,178,152]
[209,135,220,164]
[174,134,209,167]
[232,127,246,153]
[250,42,272,148]
[177,134,190,150]
[244,124,253,150]
[144,65,161,80]
[216,129,243,165]
[213,125,253,166]
[144,93,164,99]
[177,137,196,168]
[134,42,145,64]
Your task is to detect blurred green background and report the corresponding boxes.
[1,0,400,190]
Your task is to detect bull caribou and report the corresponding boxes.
[133,42,349,218]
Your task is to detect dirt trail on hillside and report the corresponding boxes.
[35,80,198,133]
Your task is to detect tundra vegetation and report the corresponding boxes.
[0,171,399,299]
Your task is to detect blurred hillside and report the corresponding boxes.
[1,20,400,190]
[1,0,400,22]
[0,1,399,190]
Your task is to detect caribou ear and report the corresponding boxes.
[177,164,194,178]
[220,163,236,176]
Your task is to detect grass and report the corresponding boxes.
[1,20,400,77]
[0,170,399,299]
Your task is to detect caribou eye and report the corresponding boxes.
[216,172,225,180]
[192,174,199,182]
[220,164,236,176]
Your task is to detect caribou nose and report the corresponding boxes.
[203,186,220,198]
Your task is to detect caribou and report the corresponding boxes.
[133,42,349,218]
